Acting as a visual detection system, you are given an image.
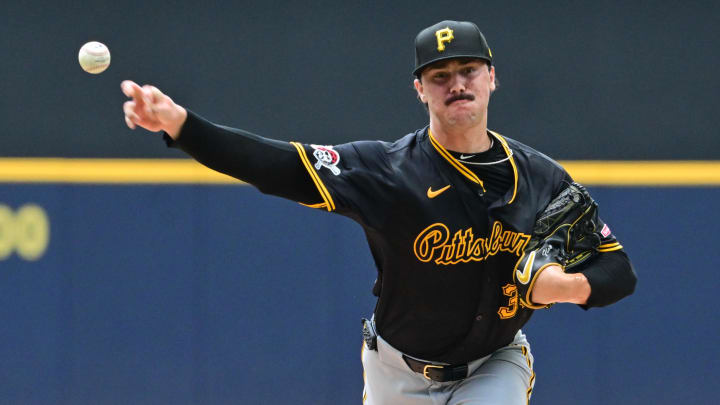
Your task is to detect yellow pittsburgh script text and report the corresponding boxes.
[413,221,530,265]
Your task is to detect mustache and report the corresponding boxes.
[445,93,475,106]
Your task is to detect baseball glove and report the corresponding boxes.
[513,182,602,309]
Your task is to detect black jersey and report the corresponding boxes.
[168,111,633,365]
[292,127,623,363]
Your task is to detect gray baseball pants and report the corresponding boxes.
[361,330,535,404]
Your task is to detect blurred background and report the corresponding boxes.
[1,1,718,404]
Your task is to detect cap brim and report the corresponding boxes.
[413,55,492,76]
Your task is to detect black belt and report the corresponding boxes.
[402,355,468,382]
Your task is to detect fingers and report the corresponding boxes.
[120,80,134,97]
[141,85,155,112]
[144,85,163,102]
[121,81,159,113]
[121,80,144,102]
[143,85,167,114]
[121,80,171,132]
[123,101,140,129]
[125,114,136,130]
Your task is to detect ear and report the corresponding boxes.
[413,78,427,103]
[488,65,496,93]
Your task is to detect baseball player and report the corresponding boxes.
[121,20,637,404]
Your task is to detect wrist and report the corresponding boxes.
[564,272,591,304]
[549,271,590,304]
[165,105,187,140]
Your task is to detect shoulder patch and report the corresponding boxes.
[311,144,341,175]
[601,223,612,238]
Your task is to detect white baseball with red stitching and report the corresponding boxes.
[78,41,111,74]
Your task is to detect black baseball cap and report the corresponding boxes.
[413,20,493,77]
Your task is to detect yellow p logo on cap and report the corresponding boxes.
[435,27,454,52]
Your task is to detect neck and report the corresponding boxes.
[428,116,491,153]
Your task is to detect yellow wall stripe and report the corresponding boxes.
[561,161,720,186]
[1,158,720,186]
[0,158,239,184]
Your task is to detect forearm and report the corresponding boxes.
[531,266,591,305]
[167,110,321,203]
[531,250,637,308]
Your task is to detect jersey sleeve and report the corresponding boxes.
[594,217,624,252]
[290,141,390,223]
[579,250,637,308]
[579,208,637,307]
[167,110,323,204]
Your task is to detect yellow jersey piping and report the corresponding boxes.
[291,142,336,212]
[427,129,486,191]
[488,130,519,205]
[298,202,328,209]
[597,245,624,252]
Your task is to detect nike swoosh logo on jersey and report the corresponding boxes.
[516,250,536,285]
[427,185,451,199]
[459,154,475,159]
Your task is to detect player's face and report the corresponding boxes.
[414,59,495,128]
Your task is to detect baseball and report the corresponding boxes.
[78,41,111,74]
